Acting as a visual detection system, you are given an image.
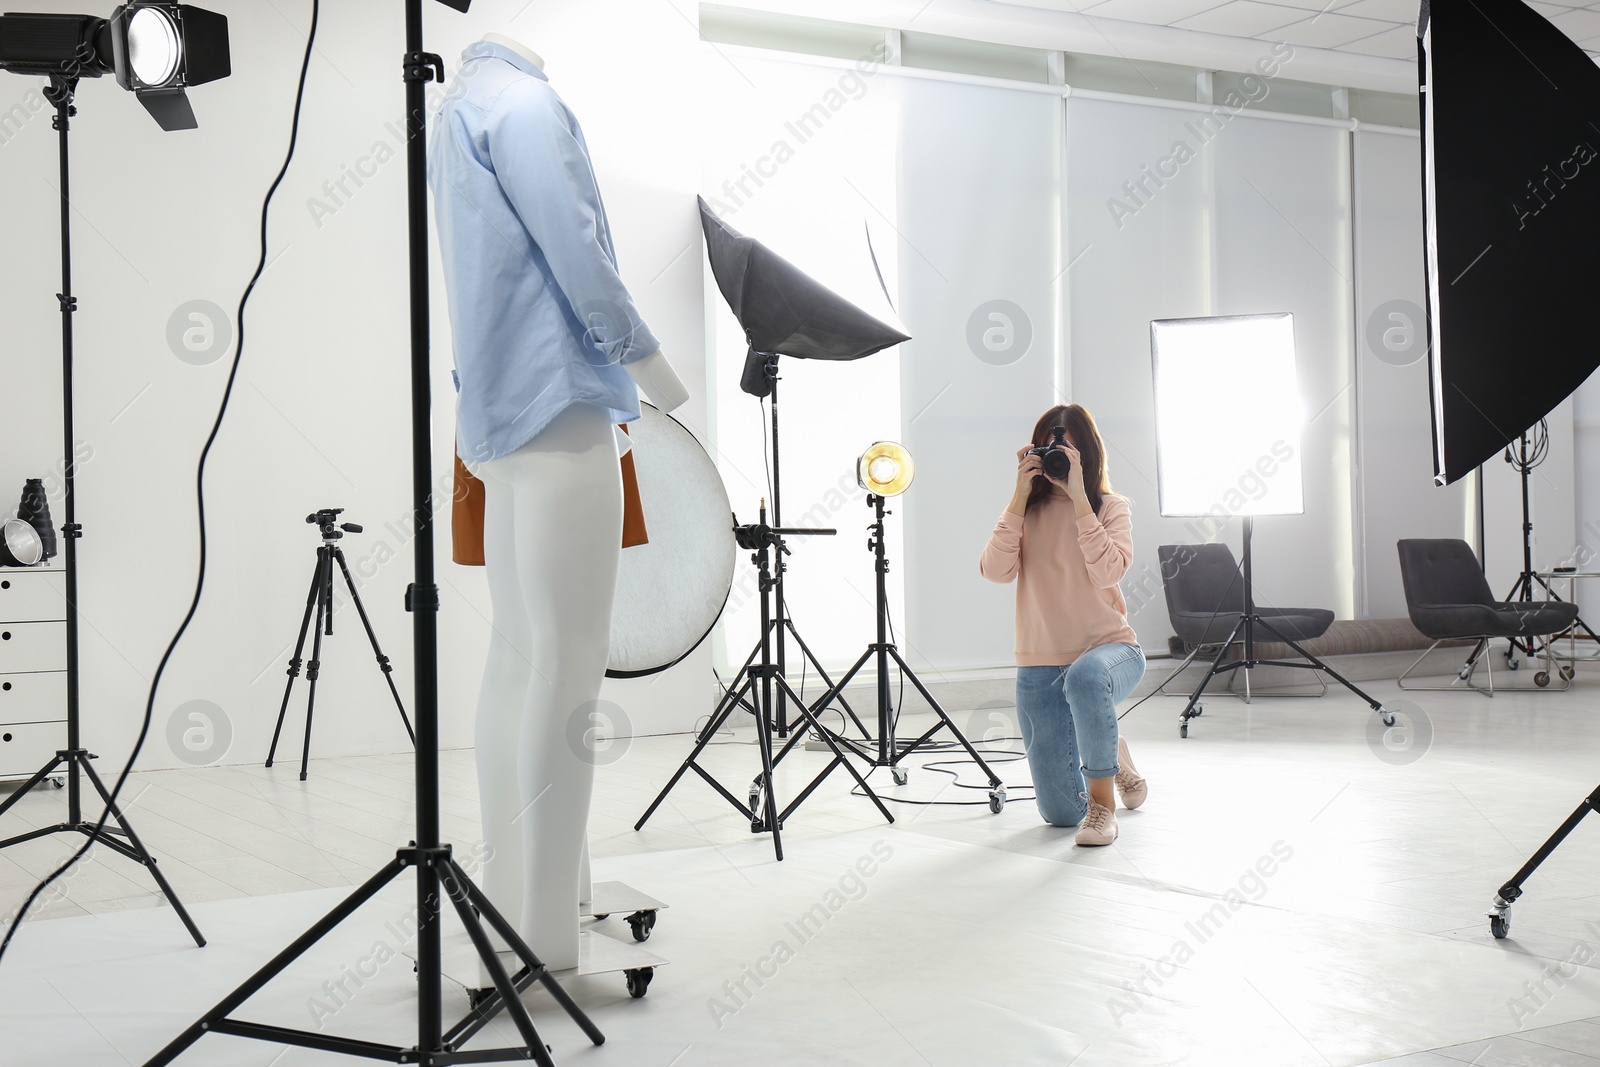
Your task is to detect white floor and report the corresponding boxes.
[4,677,1600,1065]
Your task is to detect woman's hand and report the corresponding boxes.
[1009,447,1043,515]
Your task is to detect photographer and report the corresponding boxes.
[979,404,1147,845]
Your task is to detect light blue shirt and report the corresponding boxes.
[430,42,659,462]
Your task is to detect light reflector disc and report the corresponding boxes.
[128,7,181,87]
[858,441,914,497]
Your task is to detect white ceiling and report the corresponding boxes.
[997,0,1600,61]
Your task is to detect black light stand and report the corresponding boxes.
[801,494,1007,811]
[635,502,893,860]
[1175,517,1397,738]
[0,73,204,949]
[1499,425,1595,671]
[264,509,415,781]
[750,354,869,740]
[144,3,605,1063]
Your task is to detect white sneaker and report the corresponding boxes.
[1076,800,1118,846]
[1115,736,1147,810]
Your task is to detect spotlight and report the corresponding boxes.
[0,3,230,130]
[857,441,914,498]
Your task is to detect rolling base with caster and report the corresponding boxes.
[1486,781,1600,941]
[584,881,667,943]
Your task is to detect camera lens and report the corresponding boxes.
[1042,449,1071,480]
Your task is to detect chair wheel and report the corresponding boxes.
[627,910,656,942]
[891,765,909,786]
[988,786,1006,814]
[1381,712,1396,727]
[1490,913,1510,939]
[625,967,654,998]
[1535,671,1551,687]
[1561,665,1575,681]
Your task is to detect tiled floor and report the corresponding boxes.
[5,677,1600,1064]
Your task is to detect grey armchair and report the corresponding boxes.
[1396,538,1578,694]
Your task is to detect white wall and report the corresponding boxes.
[0,0,709,772]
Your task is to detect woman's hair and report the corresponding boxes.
[1027,403,1113,514]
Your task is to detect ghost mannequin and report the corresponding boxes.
[431,34,688,973]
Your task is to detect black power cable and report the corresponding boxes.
[0,1,322,965]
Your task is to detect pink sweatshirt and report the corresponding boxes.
[979,488,1139,666]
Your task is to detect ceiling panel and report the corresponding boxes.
[1175,0,1316,37]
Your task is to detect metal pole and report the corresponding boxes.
[51,82,83,826]
[402,0,442,1051]
[874,495,892,766]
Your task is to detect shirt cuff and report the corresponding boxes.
[1076,512,1102,535]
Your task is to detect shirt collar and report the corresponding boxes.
[462,40,549,82]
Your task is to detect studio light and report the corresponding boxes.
[857,441,914,498]
[0,2,230,130]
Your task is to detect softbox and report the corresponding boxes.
[698,197,910,397]
[1420,0,1600,485]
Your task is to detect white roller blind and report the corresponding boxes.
[896,78,1063,671]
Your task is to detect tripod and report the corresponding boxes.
[1500,425,1596,670]
[265,510,415,781]
[804,494,1007,812]
[145,4,604,1063]
[1487,782,1600,940]
[0,75,203,949]
[751,355,869,739]
[1177,517,1397,738]
[635,503,893,860]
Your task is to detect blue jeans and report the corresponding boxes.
[1016,644,1146,827]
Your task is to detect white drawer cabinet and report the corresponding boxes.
[0,567,66,780]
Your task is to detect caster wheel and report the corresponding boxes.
[1180,723,1188,739]
[1381,710,1396,727]
[1193,704,1203,718]
[49,776,64,789]
[1561,665,1575,681]
[988,786,1006,814]
[627,910,657,942]
[1535,671,1551,688]
[625,967,654,998]
[749,782,764,830]
[592,912,610,922]
[891,766,909,786]
[1490,913,1511,939]
[1507,654,1520,671]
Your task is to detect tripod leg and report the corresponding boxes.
[266,551,323,769]
[772,651,873,769]
[446,857,606,1047]
[1254,618,1387,711]
[1181,617,1245,734]
[333,548,416,746]
[753,670,783,860]
[141,858,406,1067]
[1494,784,1600,917]
[887,648,1003,789]
[300,553,331,782]
[78,757,205,947]
[436,864,555,1066]
[0,753,67,823]
[780,677,894,826]
[635,678,749,830]
[784,618,871,739]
